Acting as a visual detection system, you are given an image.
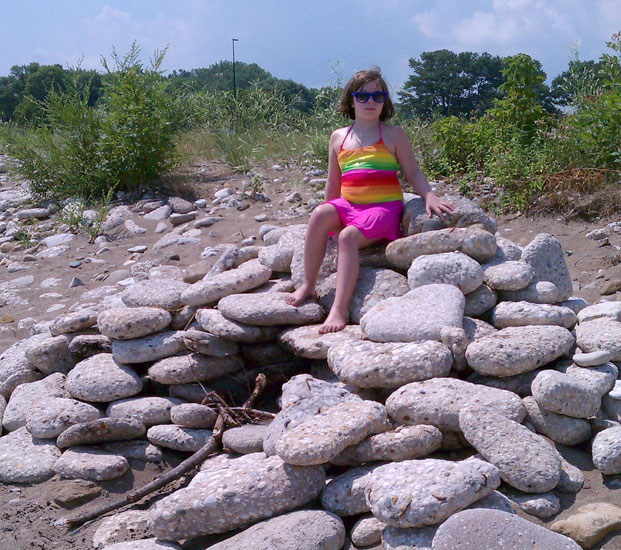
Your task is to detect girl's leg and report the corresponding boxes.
[286,204,342,306]
[319,226,377,334]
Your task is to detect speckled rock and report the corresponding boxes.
[92,509,152,549]
[0,427,61,483]
[24,334,77,375]
[459,405,562,492]
[200,309,280,343]
[407,252,484,294]
[465,326,575,377]
[350,515,384,547]
[577,301,621,323]
[146,425,212,452]
[218,291,324,326]
[520,233,573,301]
[54,446,129,481]
[433,509,581,550]
[103,440,163,463]
[491,302,577,329]
[360,284,465,343]
[56,417,146,448]
[257,231,304,272]
[331,424,442,466]
[222,423,269,454]
[531,370,601,418]
[327,339,452,388]
[0,334,46,399]
[106,397,183,426]
[181,328,239,356]
[382,525,436,550]
[559,297,589,314]
[557,457,584,493]
[317,267,409,324]
[278,324,363,359]
[510,491,561,518]
[523,396,591,446]
[101,538,180,549]
[26,397,102,438]
[550,503,621,548]
[557,362,618,396]
[575,319,621,361]
[98,307,172,340]
[386,226,497,269]
[573,350,613,367]
[483,261,534,291]
[111,331,185,364]
[366,458,500,527]
[66,353,143,402]
[464,284,497,317]
[290,236,338,289]
[3,372,67,431]
[68,334,112,358]
[147,353,242,384]
[592,427,621,474]
[50,310,98,336]
[386,378,526,431]
[122,280,190,311]
[276,400,387,465]
[321,464,381,516]
[181,258,272,306]
[169,403,217,429]
[262,224,307,245]
[499,280,560,304]
[149,454,325,539]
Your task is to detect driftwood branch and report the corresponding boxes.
[60,374,268,530]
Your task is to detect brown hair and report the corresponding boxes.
[337,67,395,121]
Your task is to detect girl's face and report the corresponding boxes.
[352,79,385,121]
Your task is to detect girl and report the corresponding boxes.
[287,68,453,333]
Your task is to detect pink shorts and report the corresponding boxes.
[324,197,403,241]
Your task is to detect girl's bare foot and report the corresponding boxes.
[318,308,348,334]
[285,284,314,306]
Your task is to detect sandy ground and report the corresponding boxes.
[0,159,620,549]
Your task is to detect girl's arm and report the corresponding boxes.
[392,126,454,217]
[324,130,342,201]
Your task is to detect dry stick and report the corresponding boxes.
[61,374,268,530]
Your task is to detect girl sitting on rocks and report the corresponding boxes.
[287,67,453,333]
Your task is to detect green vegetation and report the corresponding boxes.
[0,35,618,216]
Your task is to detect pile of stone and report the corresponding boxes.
[0,193,620,550]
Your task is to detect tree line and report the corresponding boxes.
[0,50,607,123]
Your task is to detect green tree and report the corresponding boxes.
[550,59,604,107]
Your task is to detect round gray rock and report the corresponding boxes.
[27,397,102,438]
[50,310,99,336]
[491,302,577,329]
[148,353,242,385]
[0,426,61,483]
[24,334,76,375]
[278,324,363,359]
[592,426,621,475]
[54,446,129,481]
[56,417,146,448]
[146,425,213,452]
[181,328,239,356]
[201,309,280,343]
[106,396,184,426]
[558,361,618,396]
[575,319,621,361]
[483,261,534,291]
[122,280,190,311]
[464,284,497,317]
[499,280,560,304]
[98,307,172,340]
[111,331,186,364]
[407,251,484,294]
[523,396,591,446]
[170,403,217,428]
[222,423,269,454]
[531,370,601,418]
[321,464,380,516]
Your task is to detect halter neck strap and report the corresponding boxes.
[340,124,354,149]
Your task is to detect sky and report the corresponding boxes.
[1,0,619,92]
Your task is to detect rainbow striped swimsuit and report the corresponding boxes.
[338,124,403,205]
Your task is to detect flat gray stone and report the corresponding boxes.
[382,525,436,550]
[327,339,452,388]
[360,284,464,343]
[102,539,180,549]
[200,309,280,343]
[68,334,112,358]
[318,267,409,324]
[407,251,484,294]
[98,307,172,340]
[50,310,98,336]
[66,353,143,402]
[575,319,621,361]
[559,297,589,314]
[278,324,363,359]
[170,403,217,428]
[366,458,500,527]
[222,423,269,454]
[510,491,561,518]
[218,291,324,326]
[106,397,184,426]
[92,509,152,549]
[483,261,534,291]
[111,331,186,363]
[0,426,61,483]
[103,440,164,463]
[207,510,345,550]
[499,280,560,304]
[531,370,601,418]
[276,400,387,465]
[331,424,442,466]
[257,231,304,272]
[262,224,307,245]
[0,333,46,399]
[54,446,129,481]
[573,350,613,366]
[386,378,526,431]
[351,515,384,547]
[57,417,146,448]
[491,301,577,329]
[577,301,621,323]
[521,233,573,301]
[148,353,241,384]
[149,454,325,539]
[3,372,67,431]
[459,405,562,492]
[27,397,102,438]
[42,232,74,247]
[433,509,581,550]
[321,464,380,516]
[290,236,337,290]
[181,328,239,356]
[557,457,584,493]
[557,361,618,396]
[465,325,575,376]
[181,258,272,306]
[121,280,189,311]
[146,425,213,452]
[523,396,591,445]
[464,284,497,317]
[24,334,77,375]
[592,426,621,474]
[468,369,541,398]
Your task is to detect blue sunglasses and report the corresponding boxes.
[351,91,387,103]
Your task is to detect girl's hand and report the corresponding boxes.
[425,192,454,219]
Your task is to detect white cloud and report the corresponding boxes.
[597,0,621,40]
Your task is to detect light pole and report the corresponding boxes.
[232,38,239,98]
